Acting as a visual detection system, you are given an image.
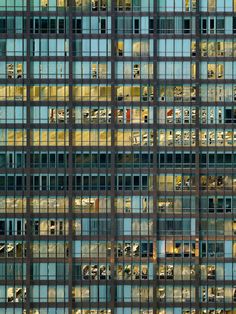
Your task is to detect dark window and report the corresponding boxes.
[0,221,5,235]
[41,176,47,190]
[50,176,56,191]
[73,18,81,33]
[134,19,139,33]
[149,18,154,33]
[100,18,106,33]
[100,153,107,165]
[184,19,190,33]
[233,17,236,33]
[50,19,56,33]
[0,154,6,168]
[58,153,65,166]
[49,154,56,167]
[100,176,106,190]
[16,176,23,191]
[225,108,232,122]
[35,18,39,33]
[0,19,6,33]
[58,176,65,190]
[8,176,14,191]
[59,19,65,33]
[17,221,22,235]
[41,153,48,168]
[216,18,224,33]
[167,154,173,164]
[176,153,182,164]
[202,18,207,33]
[41,18,48,33]
[160,153,165,164]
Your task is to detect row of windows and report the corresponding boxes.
[0,219,70,236]
[0,39,69,57]
[160,62,236,80]
[0,0,154,12]
[77,310,232,314]
[59,218,188,237]
[157,285,235,303]
[6,61,236,80]
[33,174,152,191]
[157,129,236,147]
[160,0,236,12]
[58,38,147,57]
[201,153,236,167]
[159,85,194,103]
[4,174,236,191]
[4,38,236,58]
[0,174,151,191]
[0,17,69,35]
[5,309,67,314]
[73,310,226,314]
[158,174,236,191]
[0,128,197,147]
[7,284,233,303]
[158,196,235,214]
[2,284,207,303]
[0,38,193,58]
[1,240,235,259]
[0,85,155,102]
[0,16,195,35]
[22,262,236,282]
[7,262,236,282]
[5,0,236,13]
[0,196,153,214]
[1,173,236,191]
[4,151,233,170]
[7,39,152,57]
[33,219,68,236]
[158,263,236,281]
[2,195,236,215]
[0,263,26,280]
[200,39,236,57]
[37,218,203,240]
[0,219,25,236]
[0,0,67,11]
[7,16,236,36]
[116,195,233,214]
[74,240,236,258]
[160,84,236,102]
[159,152,236,168]
[30,16,150,35]
[1,195,236,214]
[0,195,232,214]
[0,196,233,214]
[157,39,236,58]
[0,62,156,80]
[4,106,236,126]
[72,218,236,236]
[7,61,236,80]
[75,240,149,258]
[74,218,153,236]
[0,285,69,303]
[0,84,201,102]
[158,240,233,258]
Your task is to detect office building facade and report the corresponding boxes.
[0,0,236,313]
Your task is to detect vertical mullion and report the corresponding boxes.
[194,1,201,312]
[110,0,116,312]
[68,1,74,313]
[26,0,32,312]
[152,0,158,312]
